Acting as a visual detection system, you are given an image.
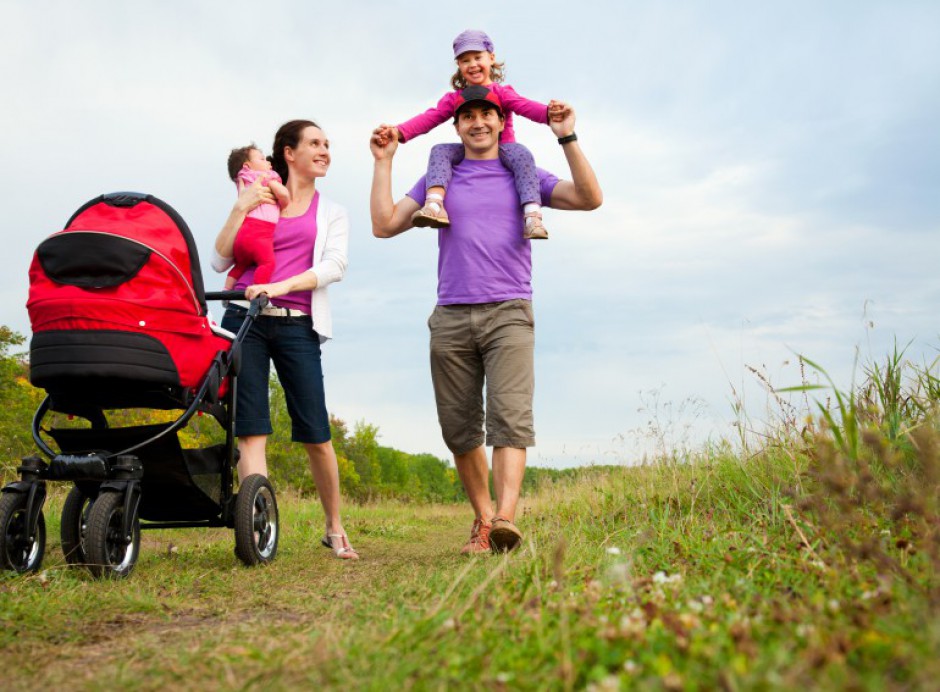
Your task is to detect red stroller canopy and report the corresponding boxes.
[28,193,230,394]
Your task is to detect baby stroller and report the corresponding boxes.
[0,192,278,578]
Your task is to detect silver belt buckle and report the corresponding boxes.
[262,305,293,317]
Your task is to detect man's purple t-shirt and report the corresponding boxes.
[407,159,559,305]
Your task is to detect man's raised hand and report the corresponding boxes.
[370,124,399,160]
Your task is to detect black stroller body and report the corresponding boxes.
[0,192,278,578]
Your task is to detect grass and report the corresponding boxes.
[5,345,940,689]
[3,439,939,691]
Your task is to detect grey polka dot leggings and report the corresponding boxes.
[426,142,540,206]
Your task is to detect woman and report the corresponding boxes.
[213,119,358,559]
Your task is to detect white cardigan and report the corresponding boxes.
[211,193,349,343]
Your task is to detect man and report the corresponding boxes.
[370,85,602,554]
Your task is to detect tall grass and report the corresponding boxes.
[788,345,940,614]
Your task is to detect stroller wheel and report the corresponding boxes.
[86,491,140,579]
[234,474,279,566]
[61,485,93,566]
[0,492,46,574]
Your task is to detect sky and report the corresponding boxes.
[2,0,939,467]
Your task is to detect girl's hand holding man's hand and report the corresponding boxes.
[547,99,572,123]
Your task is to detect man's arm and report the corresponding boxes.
[370,125,421,238]
[546,105,603,211]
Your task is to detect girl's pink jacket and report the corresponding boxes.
[396,83,548,144]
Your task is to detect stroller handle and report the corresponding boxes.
[205,291,270,309]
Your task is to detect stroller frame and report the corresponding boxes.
[1,192,279,578]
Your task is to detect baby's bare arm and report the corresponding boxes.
[268,179,291,208]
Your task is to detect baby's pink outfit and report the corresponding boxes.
[236,168,282,222]
[228,168,283,285]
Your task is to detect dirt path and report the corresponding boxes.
[2,501,479,690]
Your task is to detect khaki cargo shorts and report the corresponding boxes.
[428,299,535,455]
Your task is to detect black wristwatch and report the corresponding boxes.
[557,133,578,145]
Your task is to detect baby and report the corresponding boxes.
[223,145,290,289]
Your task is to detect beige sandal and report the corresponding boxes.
[523,211,549,240]
[321,533,360,560]
[412,202,451,228]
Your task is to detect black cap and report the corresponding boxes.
[454,85,504,117]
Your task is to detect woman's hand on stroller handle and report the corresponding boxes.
[245,279,301,301]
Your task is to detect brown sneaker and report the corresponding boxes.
[489,516,523,552]
[523,211,549,240]
[460,518,491,555]
[412,202,451,228]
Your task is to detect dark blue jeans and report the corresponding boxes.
[221,307,331,443]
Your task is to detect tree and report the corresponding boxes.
[0,326,465,501]
[345,421,382,496]
[0,328,45,478]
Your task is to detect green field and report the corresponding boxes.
[3,331,940,689]
[2,434,939,690]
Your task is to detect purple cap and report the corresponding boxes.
[453,29,494,58]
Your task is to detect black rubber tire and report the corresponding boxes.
[60,486,92,565]
[0,491,46,574]
[85,491,140,579]
[234,474,278,566]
